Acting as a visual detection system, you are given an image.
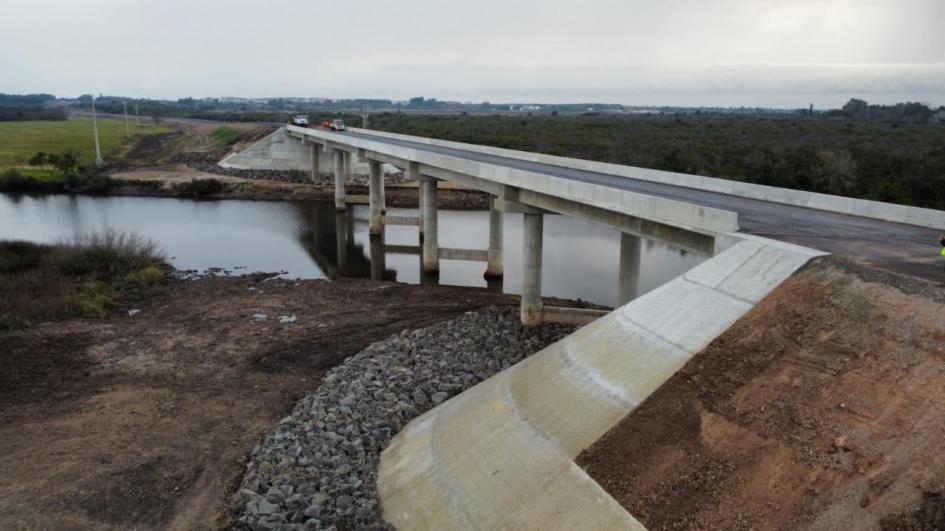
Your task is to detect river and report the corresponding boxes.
[0,193,705,307]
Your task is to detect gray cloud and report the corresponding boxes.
[2,0,943,107]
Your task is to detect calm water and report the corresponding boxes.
[0,193,705,307]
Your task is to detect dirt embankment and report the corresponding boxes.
[103,123,489,209]
[0,275,518,530]
[578,257,945,530]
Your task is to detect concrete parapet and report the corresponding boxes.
[377,233,828,529]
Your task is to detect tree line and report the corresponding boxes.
[365,112,945,210]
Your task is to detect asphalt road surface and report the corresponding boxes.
[345,130,945,284]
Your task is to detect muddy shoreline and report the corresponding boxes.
[0,273,523,530]
[102,179,490,209]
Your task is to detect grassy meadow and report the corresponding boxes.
[0,117,169,179]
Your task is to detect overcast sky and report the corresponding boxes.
[3,0,944,108]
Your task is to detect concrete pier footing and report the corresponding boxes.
[421,178,439,274]
[333,150,345,211]
[369,161,384,235]
[618,233,642,305]
[485,196,504,279]
[521,212,544,325]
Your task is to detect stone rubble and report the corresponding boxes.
[232,306,575,530]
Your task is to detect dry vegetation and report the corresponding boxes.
[0,230,165,330]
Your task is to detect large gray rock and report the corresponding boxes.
[231,307,575,530]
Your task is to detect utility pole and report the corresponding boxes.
[135,103,140,126]
[361,107,369,129]
[123,101,130,138]
[91,96,104,166]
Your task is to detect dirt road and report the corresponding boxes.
[578,258,945,530]
[0,275,517,530]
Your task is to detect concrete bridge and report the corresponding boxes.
[244,125,944,529]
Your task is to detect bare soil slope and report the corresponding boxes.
[578,257,945,530]
[0,276,516,530]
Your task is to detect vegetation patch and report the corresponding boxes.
[209,126,242,147]
[364,113,945,209]
[0,117,169,176]
[172,177,227,198]
[0,231,166,329]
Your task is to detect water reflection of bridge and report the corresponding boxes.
[294,202,504,290]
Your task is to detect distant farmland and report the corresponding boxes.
[0,117,169,177]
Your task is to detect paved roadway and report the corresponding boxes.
[343,130,945,284]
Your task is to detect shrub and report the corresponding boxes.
[69,281,114,318]
[56,230,164,279]
[0,169,53,192]
[173,177,226,198]
[0,314,33,331]
[0,232,166,330]
[0,241,49,273]
[126,264,165,286]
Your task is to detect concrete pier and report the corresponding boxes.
[485,196,504,278]
[369,160,384,235]
[421,177,439,274]
[618,232,642,305]
[333,150,345,211]
[310,144,320,183]
[343,151,352,184]
[379,168,387,215]
[369,234,385,281]
[409,162,423,237]
[521,212,544,325]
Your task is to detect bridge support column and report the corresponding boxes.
[421,177,439,274]
[521,212,543,325]
[485,195,504,278]
[333,149,345,211]
[409,162,422,236]
[379,167,387,215]
[370,233,386,281]
[310,144,320,183]
[343,151,352,184]
[369,160,384,235]
[618,232,641,305]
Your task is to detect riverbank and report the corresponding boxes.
[578,257,945,529]
[0,273,527,530]
[0,118,490,210]
[105,167,490,209]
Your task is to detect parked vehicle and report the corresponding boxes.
[330,119,346,131]
[291,114,309,127]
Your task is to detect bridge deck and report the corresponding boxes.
[337,129,944,283]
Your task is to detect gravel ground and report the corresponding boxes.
[231,307,576,530]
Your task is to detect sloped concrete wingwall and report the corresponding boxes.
[219,127,381,175]
[377,234,827,530]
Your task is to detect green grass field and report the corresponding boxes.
[0,117,169,179]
